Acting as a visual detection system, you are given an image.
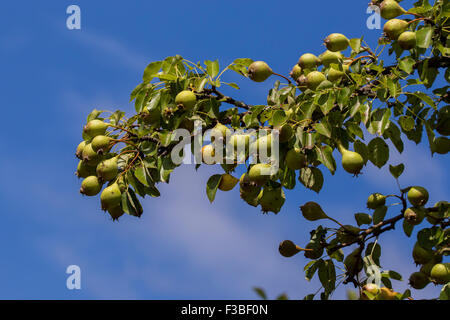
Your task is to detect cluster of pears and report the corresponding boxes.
[360,283,401,300]
[377,0,418,50]
[75,119,125,220]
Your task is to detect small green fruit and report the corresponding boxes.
[289,64,302,80]
[327,68,346,82]
[107,205,124,221]
[320,50,344,68]
[82,143,102,166]
[298,53,320,69]
[211,123,231,141]
[248,61,273,82]
[380,0,406,20]
[404,207,426,226]
[367,193,386,209]
[239,173,259,193]
[412,243,434,265]
[76,141,86,159]
[279,240,301,257]
[432,136,450,154]
[80,176,102,196]
[76,160,97,179]
[306,71,326,90]
[383,19,408,40]
[257,187,285,214]
[409,271,430,289]
[175,90,197,110]
[83,119,108,139]
[407,186,429,207]
[285,148,307,170]
[430,263,450,284]
[218,174,239,191]
[300,202,328,221]
[96,156,119,182]
[201,145,216,165]
[100,183,122,211]
[276,123,294,143]
[398,31,417,50]
[324,33,350,52]
[91,135,112,155]
[378,287,398,300]
[304,242,324,259]
[248,163,273,186]
[361,283,380,300]
[338,144,364,175]
[254,134,273,156]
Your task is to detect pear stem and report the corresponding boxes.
[325,215,346,229]
[296,245,313,252]
[272,72,292,84]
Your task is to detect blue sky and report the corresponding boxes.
[0,0,448,299]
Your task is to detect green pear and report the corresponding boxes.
[300,202,328,221]
[298,53,321,69]
[380,0,406,20]
[175,90,197,110]
[383,19,408,40]
[324,33,350,52]
[306,71,326,90]
[96,156,119,182]
[366,193,386,209]
[248,61,273,82]
[100,183,122,211]
[83,119,108,139]
[80,176,102,196]
[398,31,417,50]
[407,186,429,207]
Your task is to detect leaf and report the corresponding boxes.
[233,58,253,67]
[403,219,414,237]
[407,91,436,109]
[276,293,289,300]
[316,145,336,174]
[355,213,372,226]
[253,287,267,300]
[143,61,162,82]
[299,167,324,193]
[389,163,404,179]
[388,270,403,281]
[416,26,433,49]
[398,116,415,132]
[354,140,369,164]
[313,122,332,138]
[440,283,450,300]
[318,259,336,292]
[398,56,415,74]
[87,109,103,122]
[372,206,387,224]
[305,260,320,281]
[368,137,389,168]
[122,189,143,217]
[206,174,222,203]
[205,59,219,79]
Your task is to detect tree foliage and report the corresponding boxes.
[74,0,450,299]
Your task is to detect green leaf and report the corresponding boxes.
[372,206,388,224]
[368,137,389,168]
[305,260,320,281]
[233,58,253,67]
[403,219,414,237]
[354,140,369,164]
[318,259,336,292]
[122,189,143,217]
[355,213,372,226]
[276,293,289,300]
[206,174,222,203]
[272,110,287,127]
[416,26,433,49]
[398,56,415,74]
[205,59,219,79]
[388,270,403,281]
[389,163,404,179]
[143,61,162,82]
[316,145,336,174]
[350,38,362,53]
[440,283,450,300]
[313,122,332,138]
[407,91,436,110]
[398,116,415,132]
[87,109,103,122]
[299,167,324,193]
[253,287,267,300]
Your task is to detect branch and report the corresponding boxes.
[202,87,250,110]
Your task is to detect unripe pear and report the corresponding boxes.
[432,136,450,154]
[239,173,260,193]
[276,124,293,143]
[96,156,119,182]
[383,19,408,40]
[248,61,273,82]
[100,183,122,211]
[304,242,324,259]
[366,193,386,209]
[320,50,344,68]
[398,31,417,50]
[201,144,216,165]
[412,243,434,265]
[337,225,361,244]
[76,141,86,159]
[408,271,430,289]
[175,90,197,110]
[279,240,301,257]
[82,143,102,166]
[254,134,273,157]
[91,135,112,155]
[380,0,406,20]
[407,186,429,207]
[306,71,326,90]
[285,148,307,170]
[107,204,124,221]
[257,187,285,214]
[210,123,231,142]
[298,53,320,69]
[430,263,450,284]
[290,64,302,80]
[218,174,239,191]
[361,283,380,300]
[378,287,398,300]
[327,68,346,82]
[76,160,97,179]
[83,119,108,139]
[80,176,102,196]
[324,33,350,52]
[296,74,308,90]
[344,248,363,274]
[404,207,426,226]
[248,163,273,186]
[338,144,364,175]
[141,106,161,126]
[300,202,328,221]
